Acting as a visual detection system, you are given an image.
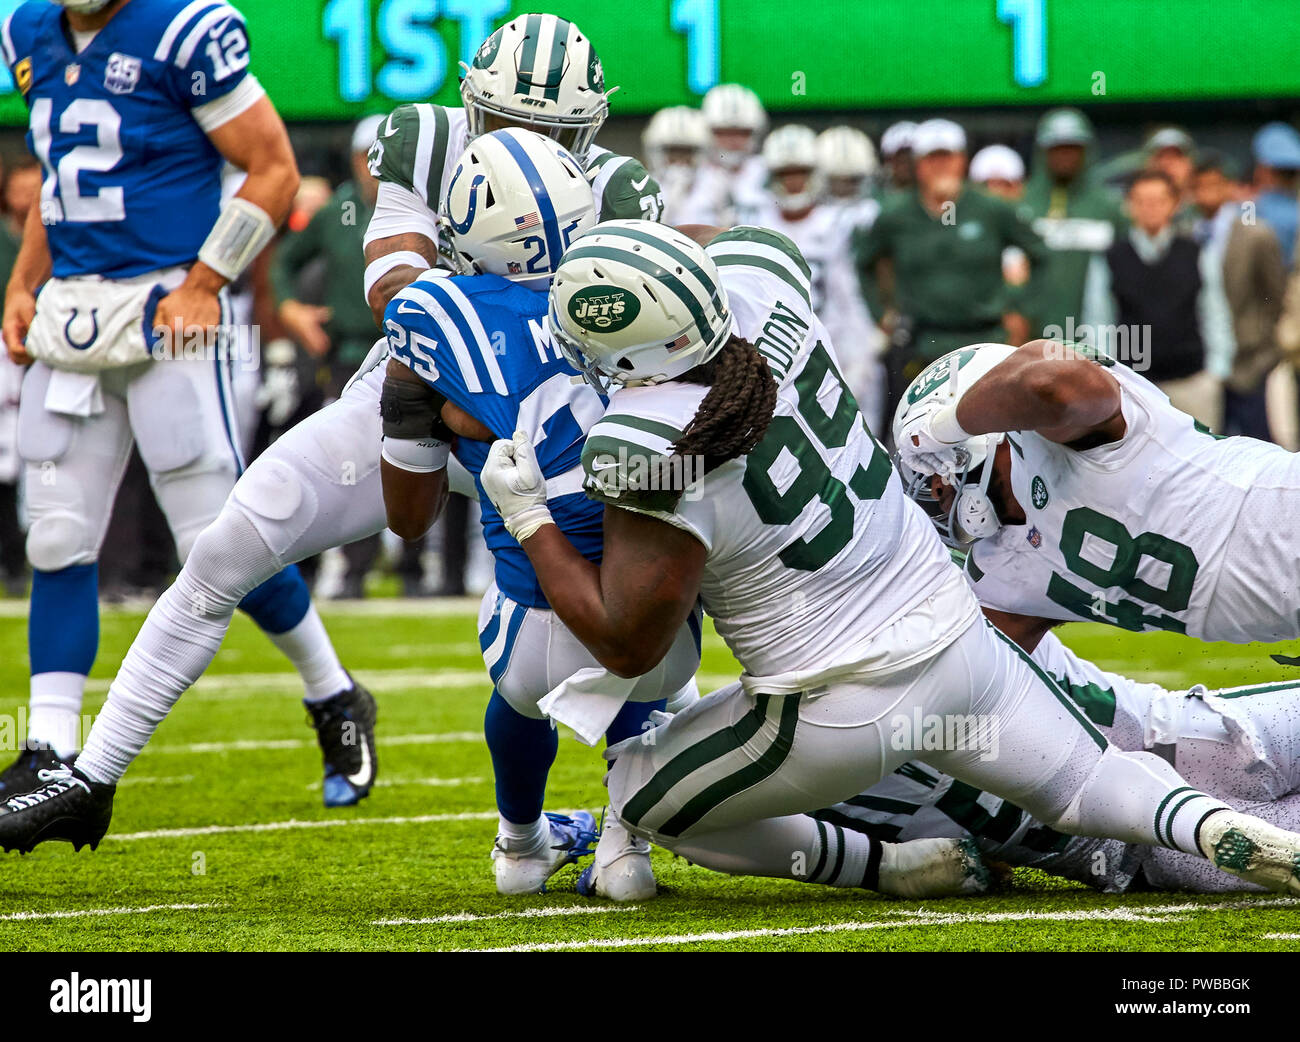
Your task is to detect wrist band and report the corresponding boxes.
[198,198,276,282]
[929,401,972,445]
[381,436,450,473]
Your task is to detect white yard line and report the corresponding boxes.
[455,897,1300,952]
[0,902,220,922]
[147,730,483,754]
[308,776,485,790]
[106,811,504,842]
[375,905,639,926]
[1261,932,1300,940]
[118,774,195,787]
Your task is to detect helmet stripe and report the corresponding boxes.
[516,12,543,97]
[542,17,569,102]
[495,131,564,279]
[562,243,712,342]
[598,225,722,314]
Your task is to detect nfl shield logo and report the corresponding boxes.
[64,63,80,85]
[1027,526,1042,548]
[105,53,141,95]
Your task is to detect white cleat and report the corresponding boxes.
[1198,810,1300,894]
[877,837,990,898]
[491,811,598,896]
[576,810,658,901]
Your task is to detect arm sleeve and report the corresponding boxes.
[363,181,441,250]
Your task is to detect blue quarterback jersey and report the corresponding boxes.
[1,0,255,278]
[386,273,607,609]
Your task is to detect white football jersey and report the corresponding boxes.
[674,156,767,227]
[967,360,1300,643]
[582,226,977,692]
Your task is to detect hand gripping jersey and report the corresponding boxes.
[582,226,978,690]
[385,272,606,608]
[966,359,1300,643]
[823,631,1300,892]
[2,0,259,278]
[367,103,664,269]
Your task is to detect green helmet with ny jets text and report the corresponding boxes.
[892,344,1017,547]
[549,220,734,393]
[460,13,612,161]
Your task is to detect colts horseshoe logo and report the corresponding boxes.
[64,308,100,350]
[446,168,489,235]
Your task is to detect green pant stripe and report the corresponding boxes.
[1215,681,1300,699]
[809,817,829,882]
[1153,785,1195,848]
[622,693,772,829]
[991,627,1107,750]
[657,694,802,838]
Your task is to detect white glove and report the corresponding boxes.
[896,400,971,482]
[481,431,554,543]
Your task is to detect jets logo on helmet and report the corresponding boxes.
[460,14,613,160]
[442,128,596,283]
[892,344,1016,547]
[549,220,733,393]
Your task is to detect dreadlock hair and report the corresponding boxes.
[671,335,777,468]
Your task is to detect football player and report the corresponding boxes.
[824,629,1300,895]
[379,129,699,899]
[0,13,674,846]
[479,219,1300,898]
[674,83,767,227]
[738,124,884,430]
[816,125,878,202]
[0,0,363,800]
[642,105,708,225]
[892,340,1300,647]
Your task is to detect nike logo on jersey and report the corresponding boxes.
[630,175,650,192]
[396,300,425,315]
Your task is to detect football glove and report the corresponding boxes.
[482,431,554,543]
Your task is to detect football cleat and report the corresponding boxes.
[0,764,115,854]
[877,837,991,898]
[305,681,378,808]
[1198,810,1300,894]
[492,811,598,896]
[576,809,657,901]
[0,741,68,798]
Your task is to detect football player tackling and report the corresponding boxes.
[480,220,1300,897]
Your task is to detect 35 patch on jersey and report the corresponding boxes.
[104,53,141,95]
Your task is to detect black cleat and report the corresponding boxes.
[0,741,68,798]
[0,764,115,854]
[305,681,377,808]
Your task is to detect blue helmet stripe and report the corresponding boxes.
[496,131,564,277]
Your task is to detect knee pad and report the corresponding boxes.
[26,511,91,571]
[230,456,320,559]
[184,506,285,607]
[17,377,75,464]
[126,361,210,473]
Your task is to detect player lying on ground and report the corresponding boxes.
[378,128,698,898]
[480,219,1300,898]
[0,0,362,805]
[823,627,1300,894]
[0,11,663,840]
[892,339,1300,646]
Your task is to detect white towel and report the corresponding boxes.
[26,275,167,374]
[43,368,104,417]
[538,667,639,747]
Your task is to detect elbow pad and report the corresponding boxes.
[380,370,455,442]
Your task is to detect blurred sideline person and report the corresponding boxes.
[1250,122,1300,268]
[1193,151,1285,441]
[1145,126,1197,229]
[854,118,1047,431]
[1105,170,1230,430]
[740,124,884,430]
[970,144,1030,287]
[0,0,359,807]
[676,83,766,225]
[1020,108,1125,344]
[879,120,917,194]
[643,106,707,225]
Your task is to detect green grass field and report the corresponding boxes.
[0,601,1298,952]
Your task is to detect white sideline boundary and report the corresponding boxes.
[453,897,1300,952]
[307,776,485,791]
[0,902,220,922]
[375,905,639,926]
[147,730,484,754]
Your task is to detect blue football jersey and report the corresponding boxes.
[386,273,608,609]
[1,0,255,278]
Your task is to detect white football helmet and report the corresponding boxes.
[701,83,766,168]
[460,14,612,160]
[443,128,595,283]
[54,0,113,10]
[817,126,878,196]
[643,106,708,170]
[892,344,1017,546]
[762,124,822,211]
[549,220,733,393]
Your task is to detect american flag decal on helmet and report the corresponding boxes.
[668,333,691,352]
[514,212,541,230]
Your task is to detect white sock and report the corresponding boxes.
[29,672,86,758]
[497,814,549,855]
[268,605,351,702]
[671,813,875,887]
